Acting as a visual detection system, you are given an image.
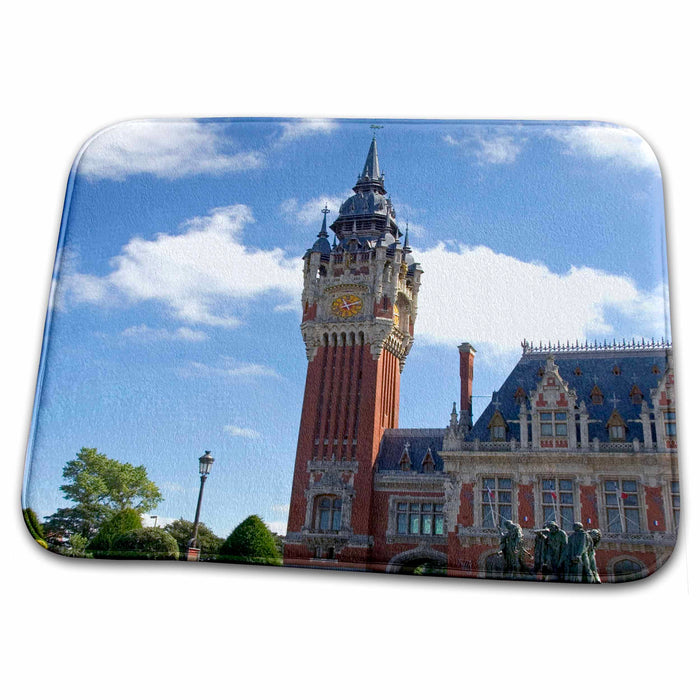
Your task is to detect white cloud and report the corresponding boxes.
[223,425,262,439]
[77,120,265,181]
[445,128,525,165]
[121,325,208,342]
[547,124,659,171]
[63,204,303,327]
[281,194,349,226]
[271,504,290,514]
[414,243,669,357]
[181,357,281,380]
[265,520,288,536]
[277,119,337,143]
[141,514,177,528]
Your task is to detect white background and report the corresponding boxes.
[2,2,697,698]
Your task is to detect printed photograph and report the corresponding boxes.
[22,119,678,582]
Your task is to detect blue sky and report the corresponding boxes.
[23,119,670,537]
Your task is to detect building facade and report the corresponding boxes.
[284,139,679,582]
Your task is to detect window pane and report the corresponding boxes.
[622,481,637,493]
[397,513,407,534]
[541,413,552,421]
[398,502,408,511]
[422,515,432,535]
[541,424,553,436]
[498,478,512,489]
[500,505,512,522]
[333,498,342,509]
[559,479,573,491]
[319,510,329,530]
[671,481,680,494]
[544,506,556,523]
[332,509,341,531]
[560,493,574,505]
[607,510,622,533]
[434,504,443,512]
[543,492,556,504]
[484,478,495,490]
[555,423,568,436]
[625,494,638,507]
[605,494,619,506]
[499,490,512,504]
[605,480,618,491]
[320,497,330,508]
[626,510,641,533]
[410,514,420,534]
[483,506,495,528]
[555,412,567,421]
[410,503,420,512]
[543,479,555,491]
[434,516,444,535]
[561,507,574,530]
[421,503,432,512]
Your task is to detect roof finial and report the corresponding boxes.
[404,222,411,251]
[318,204,330,239]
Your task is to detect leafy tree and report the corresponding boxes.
[87,508,143,557]
[110,528,180,560]
[68,533,89,557]
[219,515,282,565]
[22,508,47,548]
[164,518,224,560]
[44,448,162,543]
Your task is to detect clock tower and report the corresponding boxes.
[284,137,422,568]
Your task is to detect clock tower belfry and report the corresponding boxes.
[284,137,422,568]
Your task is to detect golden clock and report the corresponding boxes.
[331,294,363,318]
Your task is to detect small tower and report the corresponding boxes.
[285,136,423,567]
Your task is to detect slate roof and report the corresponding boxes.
[375,429,445,472]
[468,346,672,444]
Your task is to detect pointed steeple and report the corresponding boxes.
[403,222,411,252]
[310,205,332,254]
[353,136,386,195]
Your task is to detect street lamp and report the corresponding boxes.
[187,450,215,561]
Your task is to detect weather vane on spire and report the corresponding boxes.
[370,124,383,133]
[321,203,330,216]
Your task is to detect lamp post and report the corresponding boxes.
[187,450,215,561]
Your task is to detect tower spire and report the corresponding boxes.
[318,204,330,238]
[354,136,385,194]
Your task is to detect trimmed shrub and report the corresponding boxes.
[23,508,48,548]
[219,515,282,565]
[110,528,180,561]
[87,508,143,557]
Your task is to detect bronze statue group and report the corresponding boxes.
[497,520,602,583]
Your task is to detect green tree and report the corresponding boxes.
[110,528,180,560]
[68,533,89,557]
[164,518,224,560]
[87,508,143,557]
[219,515,282,565]
[44,448,163,543]
[22,508,47,548]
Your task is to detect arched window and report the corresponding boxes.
[315,496,342,532]
[612,558,644,582]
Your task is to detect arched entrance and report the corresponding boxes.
[386,547,447,576]
[609,557,645,583]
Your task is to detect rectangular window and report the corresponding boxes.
[540,412,568,437]
[604,479,641,533]
[671,481,680,530]
[396,502,444,537]
[482,478,513,528]
[664,412,677,437]
[541,478,575,530]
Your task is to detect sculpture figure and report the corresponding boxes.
[585,529,602,583]
[564,522,588,582]
[533,522,552,574]
[542,521,568,580]
[499,520,527,577]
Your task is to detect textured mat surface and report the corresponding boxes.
[23,119,678,583]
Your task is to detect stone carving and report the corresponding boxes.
[498,520,528,578]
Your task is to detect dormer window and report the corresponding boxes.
[399,443,412,471]
[612,365,621,376]
[606,409,627,442]
[629,384,643,404]
[574,367,583,376]
[488,410,508,442]
[652,365,661,375]
[421,449,436,473]
[513,386,527,404]
[590,385,604,406]
[540,412,567,437]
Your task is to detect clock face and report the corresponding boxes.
[331,294,363,318]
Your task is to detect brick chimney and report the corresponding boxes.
[458,343,476,429]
